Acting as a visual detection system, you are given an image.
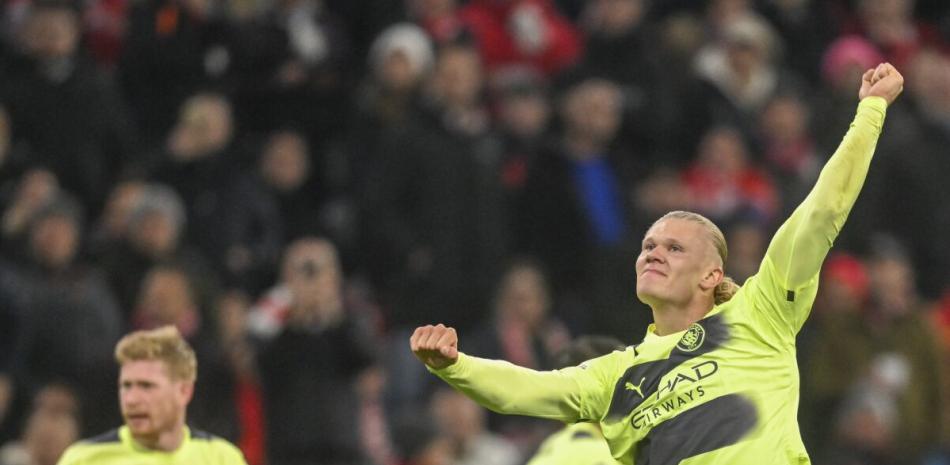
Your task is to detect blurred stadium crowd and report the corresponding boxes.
[1,0,950,464]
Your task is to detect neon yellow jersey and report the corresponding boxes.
[56,426,247,465]
[430,97,889,465]
[527,422,620,465]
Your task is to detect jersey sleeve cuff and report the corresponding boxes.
[857,96,888,130]
[426,352,469,378]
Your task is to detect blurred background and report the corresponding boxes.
[0,0,949,464]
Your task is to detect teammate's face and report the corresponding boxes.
[635,219,720,307]
[119,360,191,442]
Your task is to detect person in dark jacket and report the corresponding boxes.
[254,238,377,465]
[10,195,123,436]
[363,42,507,331]
[150,93,282,291]
[517,77,646,338]
[3,0,138,214]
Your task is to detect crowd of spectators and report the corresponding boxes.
[1,0,950,464]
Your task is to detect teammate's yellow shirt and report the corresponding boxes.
[430,97,889,465]
[56,426,247,465]
[527,422,620,465]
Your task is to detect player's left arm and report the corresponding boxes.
[751,64,903,334]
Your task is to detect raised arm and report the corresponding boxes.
[410,324,612,422]
[754,64,903,329]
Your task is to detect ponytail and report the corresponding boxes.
[714,276,740,305]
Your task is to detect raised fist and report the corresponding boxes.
[859,62,904,106]
[410,324,459,370]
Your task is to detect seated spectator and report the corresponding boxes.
[0,170,59,263]
[251,238,378,465]
[118,0,238,145]
[354,22,433,137]
[389,413,452,465]
[350,23,435,218]
[723,218,768,285]
[757,92,821,215]
[863,237,943,460]
[131,265,203,337]
[493,73,551,207]
[800,239,943,462]
[4,0,137,212]
[692,13,788,143]
[256,130,329,248]
[825,353,908,465]
[88,180,146,255]
[151,93,281,291]
[518,77,645,338]
[355,366,396,465]
[430,388,521,465]
[12,194,122,436]
[634,168,691,222]
[467,259,569,370]
[574,0,661,153]
[362,42,506,331]
[679,126,779,229]
[98,183,219,317]
[465,259,569,451]
[0,383,80,465]
[799,253,872,455]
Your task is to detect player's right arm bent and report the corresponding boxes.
[410,324,615,422]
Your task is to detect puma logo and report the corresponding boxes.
[625,378,646,398]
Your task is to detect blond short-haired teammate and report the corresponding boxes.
[57,326,247,464]
[411,64,904,464]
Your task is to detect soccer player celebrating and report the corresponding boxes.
[57,326,247,464]
[411,63,904,464]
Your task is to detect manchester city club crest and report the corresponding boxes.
[677,323,706,352]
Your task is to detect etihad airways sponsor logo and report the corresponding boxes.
[630,360,718,429]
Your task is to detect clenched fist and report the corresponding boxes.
[859,62,904,106]
[410,324,459,369]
